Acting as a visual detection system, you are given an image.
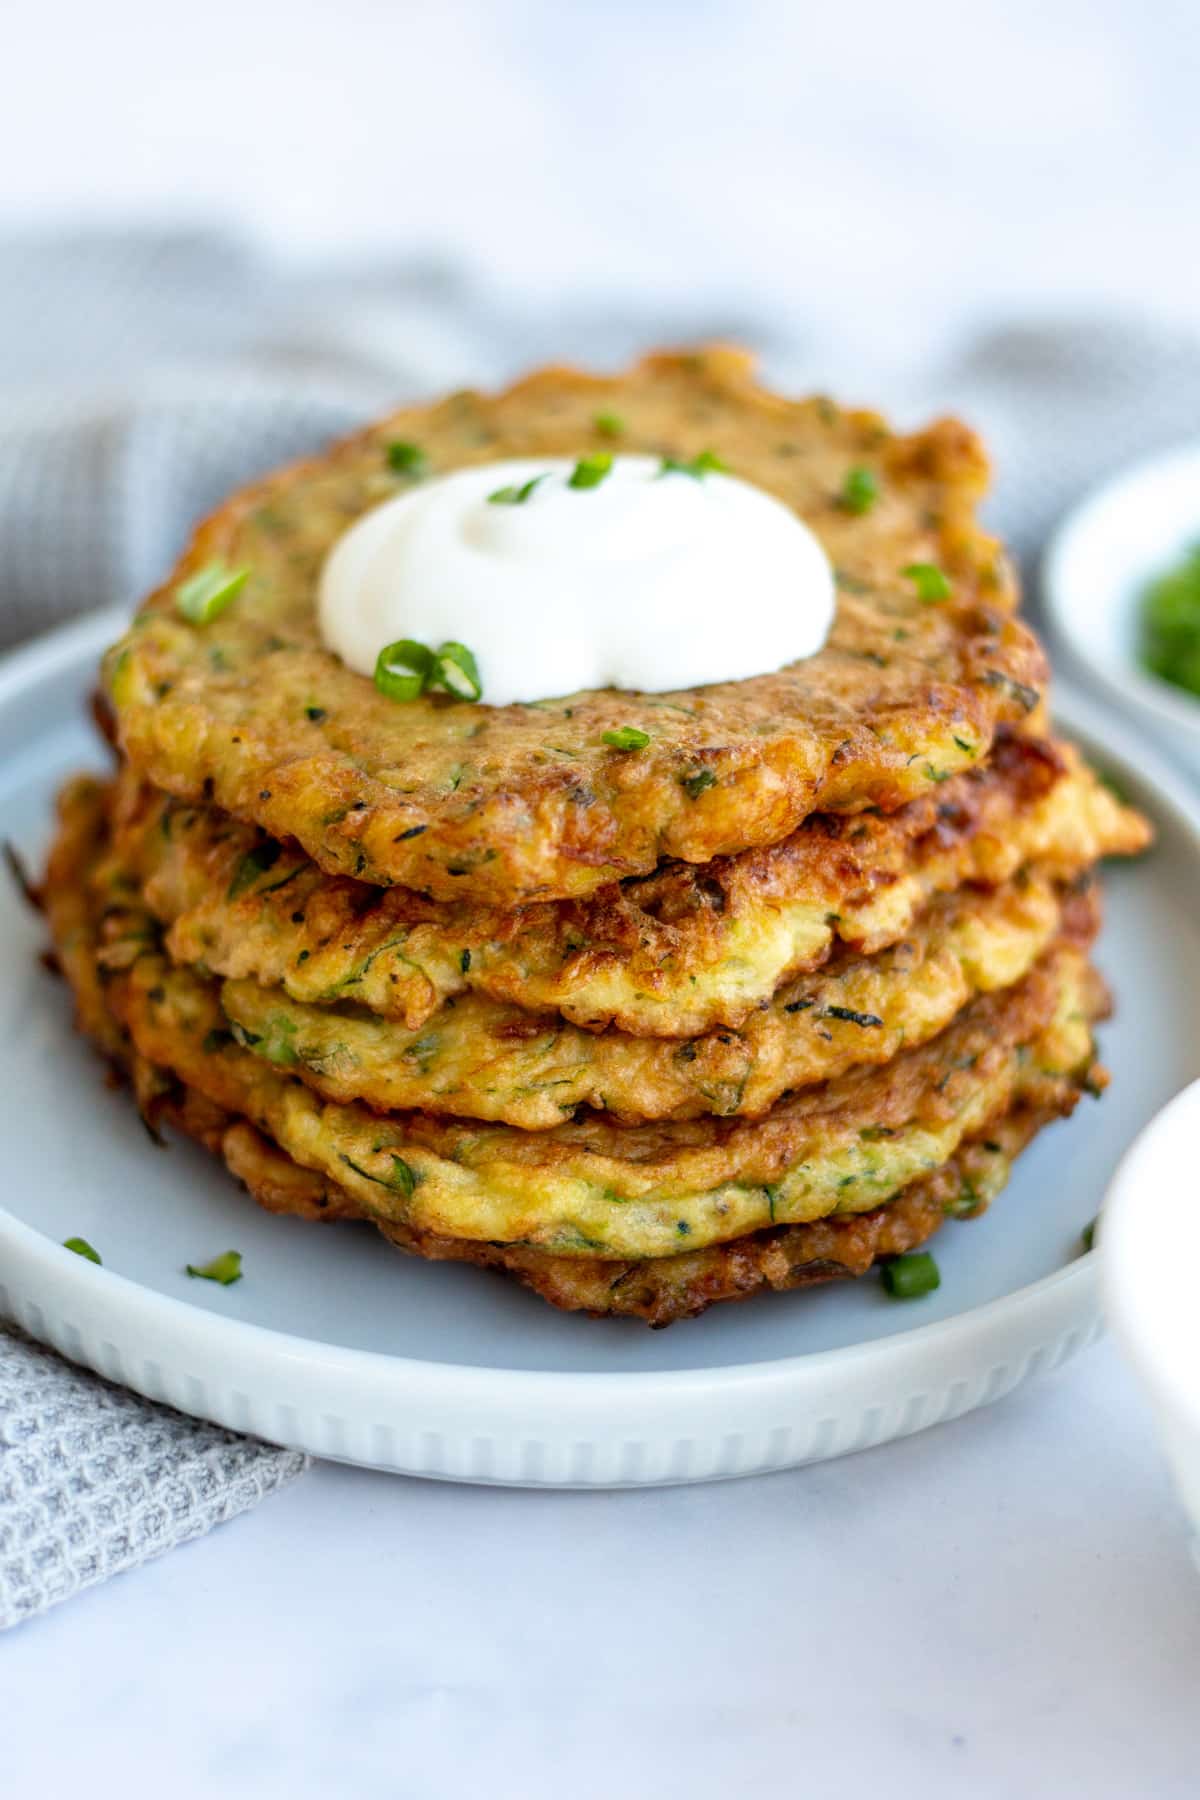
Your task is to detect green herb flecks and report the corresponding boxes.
[63,1236,101,1265]
[659,449,727,480]
[176,562,250,625]
[386,440,426,476]
[824,1006,884,1028]
[1139,542,1200,698]
[681,768,717,799]
[186,1250,243,1286]
[257,1015,299,1067]
[881,1251,940,1300]
[374,639,434,704]
[568,453,613,490]
[594,411,625,438]
[602,726,650,751]
[488,474,547,505]
[339,1152,417,1197]
[840,466,880,516]
[902,562,952,603]
[981,670,1041,714]
[227,840,282,900]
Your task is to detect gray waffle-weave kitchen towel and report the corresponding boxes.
[0,1329,305,1629]
[2,227,1200,1629]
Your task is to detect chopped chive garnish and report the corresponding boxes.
[386,440,426,476]
[433,641,482,702]
[63,1236,101,1265]
[488,474,547,505]
[176,562,250,625]
[903,562,952,603]
[305,705,327,722]
[659,449,727,480]
[186,1250,243,1286]
[375,639,434,703]
[881,1251,940,1299]
[1081,1216,1098,1253]
[602,726,650,751]
[568,453,613,490]
[374,638,483,704]
[840,466,880,515]
[594,411,625,438]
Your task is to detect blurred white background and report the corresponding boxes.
[2,0,1199,635]
[5,0,1198,341]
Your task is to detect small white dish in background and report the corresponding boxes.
[1043,443,1200,779]
[1102,1080,1200,1559]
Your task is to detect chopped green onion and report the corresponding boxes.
[602,726,650,751]
[594,411,625,438]
[176,562,250,625]
[386,440,426,476]
[903,562,952,603]
[433,641,482,702]
[63,1236,101,1265]
[375,639,434,703]
[568,453,614,490]
[1081,1216,1098,1253]
[186,1250,243,1286]
[659,449,727,480]
[881,1251,941,1299]
[488,474,547,505]
[840,466,880,516]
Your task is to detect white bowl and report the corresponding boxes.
[1102,1079,1200,1557]
[1043,443,1200,779]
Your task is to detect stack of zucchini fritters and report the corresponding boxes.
[44,351,1149,1323]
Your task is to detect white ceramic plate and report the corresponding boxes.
[1042,441,1200,778]
[1,610,1198,1488]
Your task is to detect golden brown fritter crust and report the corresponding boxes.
[217,873,1072,1127]
[103,348,1049,905]
[47,770,1106,1260]
[42,772,1105,1322]
[226,1099,1077,1324]
[108,733,1146,1036]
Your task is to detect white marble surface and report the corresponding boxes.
[5,1337,1198,1797]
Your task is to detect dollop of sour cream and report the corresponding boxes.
[318,455,835,707]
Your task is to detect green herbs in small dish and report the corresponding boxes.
[1139,543,1200,699]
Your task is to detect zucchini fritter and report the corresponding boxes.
[108,735,1145,1037]
[218,874,1072,1126]
[43,771,1108,1317]
[103,348,1049,905]
[215,1102,1081,1325]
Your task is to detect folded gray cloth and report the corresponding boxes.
[0,1330,305,1630]
[2,227,1199,1629]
